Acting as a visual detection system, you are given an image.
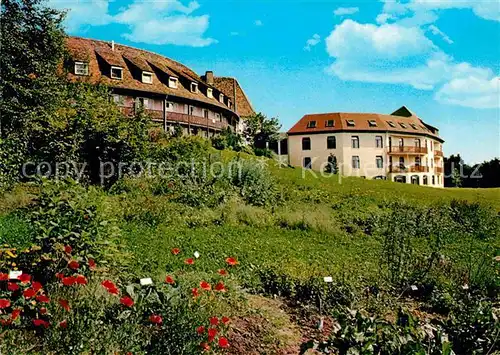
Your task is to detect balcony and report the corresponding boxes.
[435,167,443,174]
[389,165,430,173]
[434,150,443,157]
[388,146,428,155]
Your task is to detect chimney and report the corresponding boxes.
[111,40,115,51]
[205,70,214,85]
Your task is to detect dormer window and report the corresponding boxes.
[207,88,213,98]
[307,120,317,128]
[227,99,232,108]
[410,123,418,130]
[346,120,355,127]
[168,77,178,89]
[110,66,123,80]
[325,120,334,127]
[142,71,153,84]
[74,61,89,76]
[190,82,198,93]
[368,120,377,127]
[387,121,396,128]
[399,122,407,129]
[219,93,224,103]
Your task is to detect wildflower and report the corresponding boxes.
[7,282,19,292]
[200,342,210,351]
[185,258,194,265]
[64,245,72,254]
[32,281,43,292]
[222,316,230,325]
[194,251,200,259]
[192,287,199,298]
[218,337,229,348]
[102,280,120,295]
[207,328,217,342]
[59,320,68,328]
[218,269,227,276]
[68,260,79,270]
[0,319,12,326]
[33,319,50,328]
[165,275,175,285]
[88,258,96,270]
[196,325,205,334]
[23,288,36,299]
[56,273,64,280]
[209,317,219,326]
[0,299,11,309]
[214,281,226,292]
[120,296,134,307]
[62,276,76,286]
[225,257,238,266]
[11,309,21,320]
[149,314,162,325]
[0,273,8,281]
[171,248,180,255]
[200,281,211,291]
[36,295,50,303]
[59,299,71,312]
[18,273,31,284]
[40,307,47,315]
[75,275,88,285]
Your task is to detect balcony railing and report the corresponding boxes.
[435,167,443,174]
[389,146,428,154]
[434,150,443,157]
[389,165,430,173]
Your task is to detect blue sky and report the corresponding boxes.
[50,0,499,163]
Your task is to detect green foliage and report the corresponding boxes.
[243,112,281,150]
[211,127,243,151]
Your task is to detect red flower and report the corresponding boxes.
[59,320,68,328]
[165,275,175,285]
[59,299,71,312]
[222,316,230,325]
[56,273,64,280]
[36,294,50,303]
[68,260,79,270]
[75,275,88,285]
[200,342,210,351]
[0,319,12,326]
[149,314,162,324]
[171,248,180,255]
[108,286,119,295]
[200,281,211,291]
[33,319,50,328]
[218,337,229,348]
[88,258,96,270]
[11,309,21,320]
[64,245,72,254]
[196,325,205,334]
[18,273,31,284]
[23,288,36,299]
[120,296,134,307]
[32,281,43,292]
[101,280,119,295]
[0,299,11,309]
[185,258,194,265]
[218,269,228,276]
[40,307,47,315]
[225,257,239,266]
[214,281,226,292]
[209,317,219,326]
[62,276,76,286]
[7,282,19,292]
[192,287,199,298]
[0,273,8,281]
[207,327,217,342]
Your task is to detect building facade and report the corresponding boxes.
[66,37,254,136]
[287,106,445,187]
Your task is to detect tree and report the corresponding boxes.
[243,112,281,149]
[451,168,462,187]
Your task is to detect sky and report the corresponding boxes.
[49,0,500,164]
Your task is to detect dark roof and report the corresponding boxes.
[287,108,443,142]
[213,77,255,117]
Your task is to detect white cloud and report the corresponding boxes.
[376,13,394,24]
[428,25,453,44]
[435,76,500,109]
[48,0,112,32]
[255,19,263,26]
[333,7,359,16]
[304,34,321,51]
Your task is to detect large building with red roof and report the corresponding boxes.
[65,36,254,135]
[286,106,445,187]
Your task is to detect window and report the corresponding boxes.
[398,138,404,147]
[399,122,407,129]
[203,109,209,119]
[387,121,396,127]
[142,71,153,84]
[375,136,383,148]
[414,138,421,148]
[411,175,420,185]
[166,102,175,111]
[432,175,435,185]
[219,93,224,103]
[346,120,355,127]
[168,77,178,88]
[325,120,335,127]
[227,99,232,109]
[74,61,89,76]
[303,157,312,169]
[415,157,421,166]
[423,176,428,185]
[112,94,124,105]
[190,82,198,93]
[376,156,383,169]
[207,88,213,98]
[399,157,405,169]
[307,120,317,128]
[352,156,360,169]
[302,137,311,150]
[368,120,377,127]
[327,136,336,149]
[110,66,123,80]
[137,97,150,109]
[410,123,418,130]
[351,136,359,148]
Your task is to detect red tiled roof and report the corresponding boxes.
[287,109,443,142]
[213,77,255,117]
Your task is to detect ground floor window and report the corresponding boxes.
[411,175,420,185]
[303,157,311,169]
[423,175,428,185]
[376,156,383,169]
[394,175,406,183]
[352,156,360,169]
[432,175,435,185]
